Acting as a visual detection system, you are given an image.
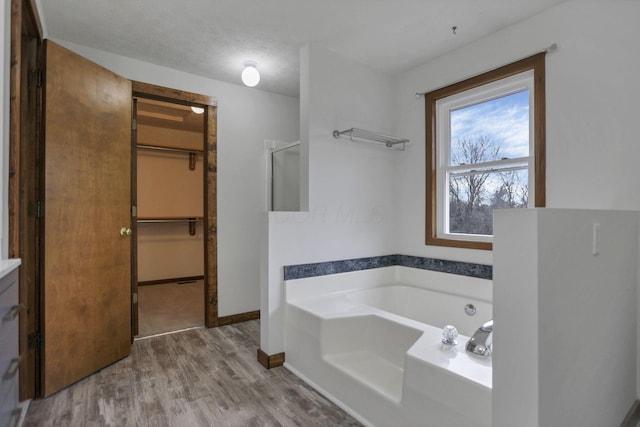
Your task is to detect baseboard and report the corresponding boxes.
[138,275,205,286]
[257,349,285,369]
[218,310,260,326]
[621,399,640,427]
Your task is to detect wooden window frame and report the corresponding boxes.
[425,53,546,250]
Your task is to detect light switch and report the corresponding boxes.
[592,222,600,256]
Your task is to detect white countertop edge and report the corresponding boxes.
[0,259,21,279]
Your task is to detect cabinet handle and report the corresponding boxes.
[3,356,20,380]
[2,304,25,322]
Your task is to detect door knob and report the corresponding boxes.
[120,227,132,237]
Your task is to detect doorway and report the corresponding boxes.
[133,97,206,337]
[131,82,219,338]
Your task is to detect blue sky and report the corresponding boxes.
[450,90,529,161]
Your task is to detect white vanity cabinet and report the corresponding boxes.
[0,260,21,427]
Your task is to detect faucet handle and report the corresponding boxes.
[441,325,459,346]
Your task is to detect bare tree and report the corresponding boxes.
[448,135,531,235]
[495,170,528,208]
[449,136,500,233]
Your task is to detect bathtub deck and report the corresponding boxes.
[325,350,405,402]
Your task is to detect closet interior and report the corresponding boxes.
[135,98,205,337]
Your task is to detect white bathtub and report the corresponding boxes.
[345,284,492,337]
[284,266,492,427]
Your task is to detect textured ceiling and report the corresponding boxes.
[38,0,568,97]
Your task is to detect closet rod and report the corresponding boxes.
[137,218,204,224]
[137,144,203,155]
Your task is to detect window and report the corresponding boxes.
[426,54,546,250]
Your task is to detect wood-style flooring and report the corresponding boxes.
[23,320,362,427]
[137,281,204,337]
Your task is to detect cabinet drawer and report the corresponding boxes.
[0,273,19,369]
[0,318,19,369]
[0,268,19,366]
[0,269,17,298]
[0,371,18,427]
[0,267,19,427]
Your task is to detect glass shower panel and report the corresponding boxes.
[271,144,300,211]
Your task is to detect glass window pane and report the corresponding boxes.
[450,90,529,166]
[448,168,528,235]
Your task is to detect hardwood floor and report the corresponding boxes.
[137,281,204,337]
[24,320,362,426]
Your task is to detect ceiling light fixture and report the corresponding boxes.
[241,61,260,87]
[190,106,205,114]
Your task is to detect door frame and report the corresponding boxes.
[131,81,218,330]
[9,0,43,400]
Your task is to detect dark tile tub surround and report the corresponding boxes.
[283,254,492,281]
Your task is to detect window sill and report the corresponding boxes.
[426,235,492,251]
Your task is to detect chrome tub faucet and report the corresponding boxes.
[466,319,493,357]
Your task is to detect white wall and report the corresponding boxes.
[52,40,299,317]
[261,44,398,354]
[393,1,640,265]
[494,209,638,427]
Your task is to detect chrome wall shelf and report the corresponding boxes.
[332,128,409,151]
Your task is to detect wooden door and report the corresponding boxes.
[42,41,132,396]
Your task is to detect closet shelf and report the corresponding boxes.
[137,144,203,155]
[137,217,203,224]
[137,144,203,170]
[137,217,203,236]
[332,128,409,151]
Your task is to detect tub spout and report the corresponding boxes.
[466,319,493,357]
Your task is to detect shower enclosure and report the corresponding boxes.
[269,142,300,211]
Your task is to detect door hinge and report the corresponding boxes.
[132,205,137,217]
[132,119,137,130]
[28,200,43,218]
[29,69,44,88]
[28,332,44,349]
[132,292,138,304]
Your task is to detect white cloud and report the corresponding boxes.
[450,91,529,159]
